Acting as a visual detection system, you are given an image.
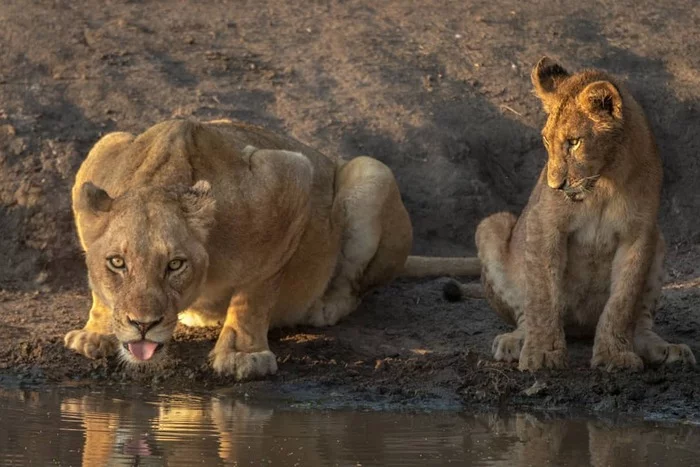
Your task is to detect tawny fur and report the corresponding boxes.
[64,119,478,380]
[451,57,695,371]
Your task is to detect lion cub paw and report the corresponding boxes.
[664,344,696,365]
[210,349,278,380]
[644,342,696,367]
[492,332,524,363]
[64,329,117,359]
[591,349,643,372]
[518,344,567,371]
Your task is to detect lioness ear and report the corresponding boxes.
[78,182,113,213]
[531,56,570,112]
[180,180,216,241]
[578,80,623,121]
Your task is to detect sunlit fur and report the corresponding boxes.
[451,57,695,371]
[64,119,480,380]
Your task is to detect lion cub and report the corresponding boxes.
[451,57,695,371]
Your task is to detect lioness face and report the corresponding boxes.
[531,57,624,202]
[78,181,215,363]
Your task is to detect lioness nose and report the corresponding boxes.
[127,316,163,336]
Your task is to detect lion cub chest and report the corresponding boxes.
[563,204,622,328]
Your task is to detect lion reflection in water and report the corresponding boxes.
[55,393,699,466]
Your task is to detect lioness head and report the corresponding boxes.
[532,56,625,202]
[76,180,216,363]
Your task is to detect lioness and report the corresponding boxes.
[64,119,479,379]
[446,57,696,371]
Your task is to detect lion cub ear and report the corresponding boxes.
[78,182,113,214]
[578,80,623,122]
[531,56,570,112]
[180,180,216,242]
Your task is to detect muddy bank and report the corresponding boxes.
[2,268,699,418]
[0,0,699,418]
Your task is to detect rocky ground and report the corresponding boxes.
[0,0,699,419]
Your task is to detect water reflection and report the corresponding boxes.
[0,388,698,466]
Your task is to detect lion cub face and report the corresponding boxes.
[76,181,216,363]
[532,57,625,202]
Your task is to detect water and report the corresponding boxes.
[0,387,698,466]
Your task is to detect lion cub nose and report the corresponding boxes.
[551,179,568,190]
[127,316,163,336]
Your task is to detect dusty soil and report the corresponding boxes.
[1,0,699,418]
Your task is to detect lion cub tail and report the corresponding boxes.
[400,256,484,299]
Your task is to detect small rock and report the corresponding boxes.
[0,124,16,136]
[523,380,547,396]
[35,271,49,285]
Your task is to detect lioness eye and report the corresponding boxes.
[167,259,184,271]
[568,138,581,150]
[108,256,125,270]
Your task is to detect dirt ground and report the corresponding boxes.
[1,0,699,419]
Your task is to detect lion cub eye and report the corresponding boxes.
[568,138,582,150]
[107,256,126,271]
[167,259,185,272]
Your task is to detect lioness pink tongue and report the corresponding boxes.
[127,341,159,361]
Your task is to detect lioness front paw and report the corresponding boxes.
[64,329,117,359]
[210,349,278,380]
[492,332,524,363]
[518,343,567,371]
[591,346,643,372]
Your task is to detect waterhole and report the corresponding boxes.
[0,387,698,466]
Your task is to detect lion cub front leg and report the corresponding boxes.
[209,279,278,380]
[634,234,696,366]
[493,328,525,363]
[519,221,568,371]
[592,234,658,371]
[64,291,118,359]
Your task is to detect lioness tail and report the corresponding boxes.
[401,256,481,278]
[400,256,484,299]
[442,279,484,300]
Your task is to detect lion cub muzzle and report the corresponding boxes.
[549,175,600,202]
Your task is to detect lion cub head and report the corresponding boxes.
[532,57,627,202]
[76,180,216,363]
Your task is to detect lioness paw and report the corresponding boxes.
[518,344,567,371]
[210,349,278,380]
[492,332,524,363]
[307,295,358,327]
[64,329,117,359]
[591,349,643,372]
